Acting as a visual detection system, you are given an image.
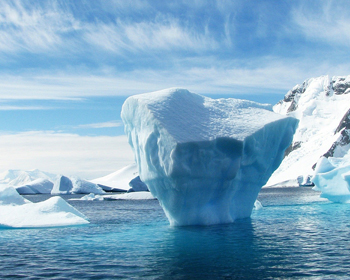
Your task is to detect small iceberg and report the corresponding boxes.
[0,186,89,228]
[312,156,350,203]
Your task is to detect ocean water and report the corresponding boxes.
[1,188,350,279]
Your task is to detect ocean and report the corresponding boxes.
[1,187,350,279]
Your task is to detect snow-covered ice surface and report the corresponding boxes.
[51,176,105,195]
[90,163,139,192]
[121,88,298,226]
[0,185,89,228]
[16,178,54,194]
[267,75,350,187]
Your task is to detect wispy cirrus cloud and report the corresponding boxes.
[84,18,218,55]
[292,0,350,46]
[0,0,80,53]
[0,105,51,110]
[76,121,123,129]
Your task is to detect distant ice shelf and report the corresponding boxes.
[121,88,298,226]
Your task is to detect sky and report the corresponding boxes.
[0,0,350,179]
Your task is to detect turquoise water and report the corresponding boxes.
[1,188,350,279]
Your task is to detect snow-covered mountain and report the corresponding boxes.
[266,75,350,187]
[0,169,57,186]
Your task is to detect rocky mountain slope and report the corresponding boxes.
[266,75,350,187]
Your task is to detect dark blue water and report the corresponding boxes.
[1,188,350,279]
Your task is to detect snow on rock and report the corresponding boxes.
[0,185,89,228]
[90,163,139,192]
[121,88,298,226]
[266,75,350,187]
[51,175,105,195]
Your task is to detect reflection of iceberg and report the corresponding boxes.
[121,88,298,226]
[0,186,89,228]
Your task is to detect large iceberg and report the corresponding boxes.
[0,185,89,228]
[121,88,298,226]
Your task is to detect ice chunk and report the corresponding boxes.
[103,191,155,200]
[121,88,298,226]
[79,193,104,201]
[128,176,149,192]
[312,155,350,203]
[16,178,54,194]
[51,175,105,195]
[253,200,263,210]
[0,186,89,228]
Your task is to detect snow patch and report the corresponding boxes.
[0,185,89,228]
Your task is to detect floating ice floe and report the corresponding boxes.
[0,185,89,228]
[312,155,350,203]
[78,192,155,201]
[121,88,298,225]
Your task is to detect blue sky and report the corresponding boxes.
[0,0,350,178]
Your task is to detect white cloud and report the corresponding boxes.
[0,105,50,110]
[0,131,134,179]
[1,57,350,100]
[76,121,123,129]
[292,1,350,46]
[0,0,80,53]
[84,18,218,54]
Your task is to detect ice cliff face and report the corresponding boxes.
[267,75,350,187]
[121,88,298,226]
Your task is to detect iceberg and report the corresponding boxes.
[121,88,298,226]
[0,185,89,228]
[90,163,139,192]
[51,175,105,195]
[16,178,54,194]
[312,154,350,203]
[127,176,149,192]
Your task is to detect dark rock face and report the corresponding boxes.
[332,78,350,95]
[279,76,350,113]
[284,82,308,113]
[312,108,350,170]
[335,108,350,134]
